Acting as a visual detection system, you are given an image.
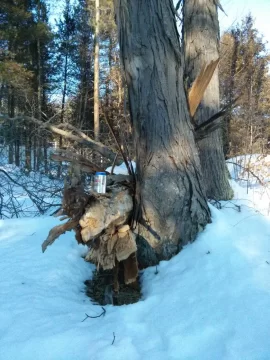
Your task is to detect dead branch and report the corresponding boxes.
[50,149,107,174]
[194,95,241,140]
[57,123,95,143]
[226,161,264,186]
[0,169,51,214]
[111,153,119,175]
[103,113,133,177]
[51,150,133,181]
[1,115,119,163]
[42,219,78,252]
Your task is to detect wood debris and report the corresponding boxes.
[42,174,138,286]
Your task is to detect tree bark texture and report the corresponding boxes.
[115,0,211,260]
[8,88,15,164]
[183,0,233,200]
[94,0,100,141]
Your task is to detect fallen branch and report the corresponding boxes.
[50,150,107,174]
[1,115,119,163]
[57,123,95,144]
[41,219,78,252]
[103,113,133,177]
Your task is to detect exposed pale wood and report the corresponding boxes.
[123,253,138,284]
[80,188,133,242]
[85,224,138,284]
[188,59,219,117]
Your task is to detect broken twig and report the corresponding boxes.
[111,332,116,345]
[81,307,106,322]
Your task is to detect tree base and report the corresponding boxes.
[85,268,141,306]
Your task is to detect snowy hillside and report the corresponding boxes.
[1,159,270,359]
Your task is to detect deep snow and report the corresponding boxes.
[1,161,270,359]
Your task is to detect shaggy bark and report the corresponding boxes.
[183,0,233,200]
[115,0,211,260]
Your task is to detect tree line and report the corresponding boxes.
[0,1,269,172]
[0,0,124,175]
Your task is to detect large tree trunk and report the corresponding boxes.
[115,0,211,261]
[183,0,233,200]
[93,0,100,141]
[8,88,15,164]
[36,0,42,172]
[57,52,68,178]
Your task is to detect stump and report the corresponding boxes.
[42,180,140,305]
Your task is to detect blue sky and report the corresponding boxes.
[219,0,270,48]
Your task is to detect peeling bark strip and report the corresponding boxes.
[115,0,210,259]
[188,58,220,117]
[183,0,233,200]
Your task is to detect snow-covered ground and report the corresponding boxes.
[227,154,270,216]
[0,146,63,218]
[1,159,270,359]
[0,164,62,218]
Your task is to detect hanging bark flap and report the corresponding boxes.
[85,225,137,277]
[85,235,116,270]
[188,58,219,117]
[42,219,78,253]
[115,228,137,262]
[123,253,138,284]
